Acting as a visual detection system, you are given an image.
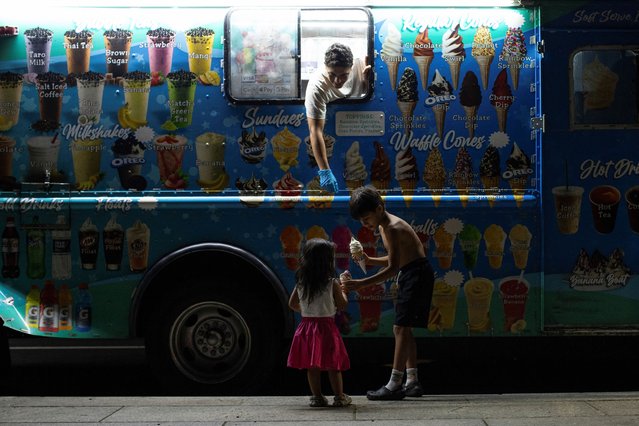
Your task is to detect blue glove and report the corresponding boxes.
[318,169,339,193]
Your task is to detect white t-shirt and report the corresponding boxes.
[304,58,367,120]
[297,279,337,318]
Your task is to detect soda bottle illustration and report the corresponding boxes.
[58,284,73,331]
[27,216,45,279]
[52,215,72,279]
[2,216,20,278]
[75,282,92,332]
[25,284,40,329]
[38,280,59,333]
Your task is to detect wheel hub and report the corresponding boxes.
[194,318,235,359]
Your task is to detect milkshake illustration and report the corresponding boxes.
[0,72,23,130]
[154,134,188,188]
[76,71,105,124]
[464,277,494,332]
[71,139,102,189]
[111,135,146,190]
[104,29,132,78]
[126,220,151,272]
[195,132,229,192]
[27,135,60,181]
[64,30,93,76]
[166,69,198,128]
[428,279,459,331]
[147,28,176,78]
[24,27,53,74]
[185,27,215,76]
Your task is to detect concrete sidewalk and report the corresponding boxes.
[1,392,639,425]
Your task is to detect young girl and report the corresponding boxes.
[287,238,352,407]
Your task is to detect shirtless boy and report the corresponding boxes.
[342,186,434,400]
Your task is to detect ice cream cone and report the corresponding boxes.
[397,100,417,135]
[475,55,494,90]
[399,178,417,207]
[385,59,400,91]
[506,56,523,90]
[346,179,365,193]
[496,107,508,133]
[455,177,471,208]
[425,177,445,207]
[447,60,462,90]
[414,55,433,90]
[481,176,500,208]
[509,176,528,208]
[432,104,448,139]
[357,259,367,274]
[371,180,389,193]
[463,105,478,139]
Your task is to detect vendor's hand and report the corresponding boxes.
[318,169,339,193]
[352,251,370,263]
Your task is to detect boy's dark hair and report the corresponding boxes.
[295,238,336,304]
[349,185,384,220]
[324,43,354,68]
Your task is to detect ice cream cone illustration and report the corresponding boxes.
[280,225,302,270]
[505,142,531,207]
[453,147,474,208]
[395,148,418,207]
[433,224,455,269]
[500,27,527,90]
[381,23,403,91]
[413,29,434,90]
[344,141,367,193]
[423,147,446,207]
[471,26,495,90]
[479,145,501,207]
[442,24,465,90]
[271,127,301,172]
[350,236,366,273]
[397,68,418,135]
[460,71,482,139]
[484,224,507,269]
[427,69,453,139]
[491,69,514,133]
[370,141,391,193]
[509,224,532,270]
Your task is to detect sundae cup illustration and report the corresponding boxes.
[500,26,527,90]
[423,147,446,207]
[370,141,391,193]
[273,171,303,209]
[344,141,368,193]
[306,176,333,209]
[413,29,434,90]
[381,23,403,91]
[271,127,301,171]
[452,147,474,208]
[483,224,507,269]
[397,67,418,135]
[395,148,418,207]
[479,145,501,207]
[235,175,268,208]
[505,142,531,208]
[441,24,465,90]
[471,26,495,90]
[428,69,453,139]
[280,225,302,270]
[239,128,268,164]
[491,69,514,133]
[509,224,532,270]
[304,133,335,167]
[459,71,482,139]
[332,226,352,271]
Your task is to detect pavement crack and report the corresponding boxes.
[99,405,125,423]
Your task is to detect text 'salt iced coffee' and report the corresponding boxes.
[64,30,93,75]
[104,29,132,78]
[24,27,53,74]
[103,213,124,271]
[36,72,66,125]
[0,72,23,129]
[126,220,150,272]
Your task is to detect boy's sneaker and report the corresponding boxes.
[309,395,329,407]
[333,394,352,407]
[404,381,424,397]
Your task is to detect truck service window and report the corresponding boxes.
[225,8,372,103]
[569,47,639,130]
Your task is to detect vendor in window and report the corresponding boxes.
[305,43,370,193]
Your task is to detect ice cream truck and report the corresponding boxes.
[0,0,637,393]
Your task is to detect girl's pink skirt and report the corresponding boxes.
[287,317,350,371]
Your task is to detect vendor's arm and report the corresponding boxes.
[307,117,329,170]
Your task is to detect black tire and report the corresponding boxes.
[145,285,280,395]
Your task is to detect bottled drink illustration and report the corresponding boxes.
[38,280,59,333]
[25,284,40,329]
[75,282,92,332]
[52,215,72,279]
[2,216,19,278]
[58,284,73,331]
[27,216,45,279]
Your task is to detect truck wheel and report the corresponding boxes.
[145,287,279,394]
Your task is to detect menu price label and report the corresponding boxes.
[336,111,385,136]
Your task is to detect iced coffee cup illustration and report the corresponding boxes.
[26,135,60,180]
[104,29,132,78]
[64,30,93,75]
[464,277,494,332]
[79,217,99,270]
[154,134,188,188]
[185,27,215,76]
[0,72,23,130]
[509,224,532,270]
[552,186,584,235]
[103,213,124,271]
[77,71,105,124]
[24,27,53,74]
[589,185,620,234]
[147,28,176,78]
[111,135,146,190]
[499,276,529,333]
[71,139,102,188]
[625,186,639,233]
[428,279,459,331]
[126,220,150,272]
[36,72,66,125]
[121,71,151,127]
[195,132,229,192]
[0,136,16,177]
[166,70,197,128]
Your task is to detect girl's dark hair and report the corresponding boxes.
[349,185,384,220]
[324,43,354,68]
[295,238,336,304]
